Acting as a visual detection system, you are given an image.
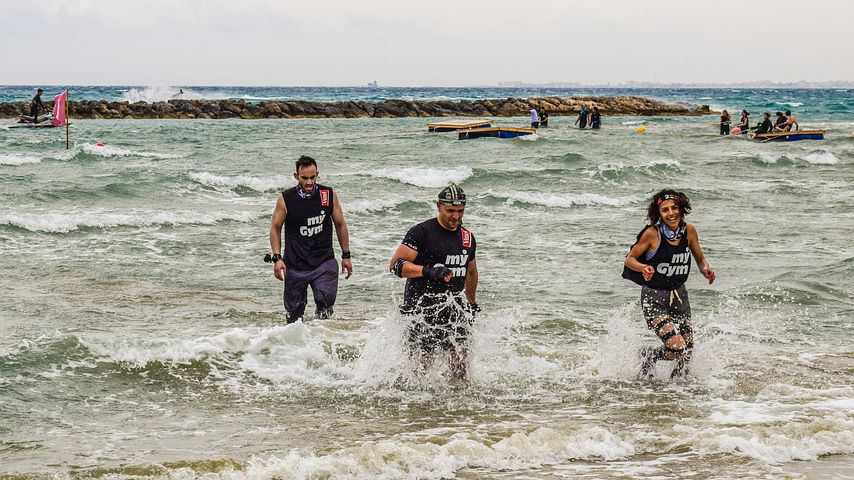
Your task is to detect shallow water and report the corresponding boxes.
[1,92,853,479]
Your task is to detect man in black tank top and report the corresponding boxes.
[269,156,353,323]
[389,184,480,380]
[623,189,715,379]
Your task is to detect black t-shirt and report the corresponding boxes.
[282,185,335,270]
[401,218,476,313]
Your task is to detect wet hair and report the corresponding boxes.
[775,111,783,116]
[785,110,791,116]
[742,110,749,115]
[646,189,692,225]
[294,155,317,172]
[36,88,43,93]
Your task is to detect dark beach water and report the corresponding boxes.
[1,87,852,479]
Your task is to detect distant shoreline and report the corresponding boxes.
[0,96,710,120]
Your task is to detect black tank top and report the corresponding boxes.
[282,185,335,270]
[622,225,692,290]
[401,218,476,312]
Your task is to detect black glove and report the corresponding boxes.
[422,265,452,281]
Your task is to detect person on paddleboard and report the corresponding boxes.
[30,88,47,123]
[389,184,480,380]
[269,155,353,323]
[622,189,715,378]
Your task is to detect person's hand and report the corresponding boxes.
[467,303,481,317]
[702,266,715,285]
[423,265,452,282]
[341,259,353,279]
[274,261,286,281]
[642,265,654,282]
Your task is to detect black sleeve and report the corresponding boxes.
[470,233,477,260]
[402,223,424,252]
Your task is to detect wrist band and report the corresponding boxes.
[342,251,351,259]
[271,253,283,263]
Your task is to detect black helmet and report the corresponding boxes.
[438,184,466,206]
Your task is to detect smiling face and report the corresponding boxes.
[436,203,465,231]
[658,199,682,229]
[294,164,318,193]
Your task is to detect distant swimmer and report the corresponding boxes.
[30,88,47,123]
[622,189,715,379]
[590,106,601,129]
[268,155,353,323]
[389,184,479,380]
[171,89,184,99]
[540,108,549,128]
[575,105,590,129]
[530,106,540,129]
[719,110,731,135]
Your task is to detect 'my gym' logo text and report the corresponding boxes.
[300,212,326,237]
[442,253,468,278]
[656,248,690,277]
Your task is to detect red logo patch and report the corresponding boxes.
[320,189,330,207]
[461,227,471,247]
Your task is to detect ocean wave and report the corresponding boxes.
[775,101,804,107]
[232,426,634,480]
[370,166,474,188]
[42,142,185,161]
[121,86,231,103]
[802,151,839,164]
[488,189,638,208]
[190,172,295,192]
[346,197,410,214]
[592,159,682,179]
[0,153,41,166]
[690,411,854,464]
[0,209,259,233]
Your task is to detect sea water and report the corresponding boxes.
[1,88,853,479]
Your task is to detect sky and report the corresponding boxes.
[2,0,852,86]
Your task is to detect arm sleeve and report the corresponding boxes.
[402,224,423,252]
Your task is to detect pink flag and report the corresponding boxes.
[52,91,67,127]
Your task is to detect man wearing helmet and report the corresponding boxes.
[389,184,480,379]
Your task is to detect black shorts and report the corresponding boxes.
[403,300,472,353]
[641,284,691,328]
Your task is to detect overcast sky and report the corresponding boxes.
[2,0,852,86]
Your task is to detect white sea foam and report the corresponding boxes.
[688,412,854,464]
[345,196,408,214]
[776,101,804,107]
[757,151,784,164]
[0,153,41,166]
[190,172,295,192]
[370,166,474,188]
[79,142,184,159]
[121,86,231,103]
[219,426,634,480]
[0,210,259,233]
[490,190,637,208]
[802,151,839,164]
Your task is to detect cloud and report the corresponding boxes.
[1,0,851,85]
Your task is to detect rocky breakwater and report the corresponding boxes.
[0,96,710,120]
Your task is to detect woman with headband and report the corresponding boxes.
[622,189,716,379]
